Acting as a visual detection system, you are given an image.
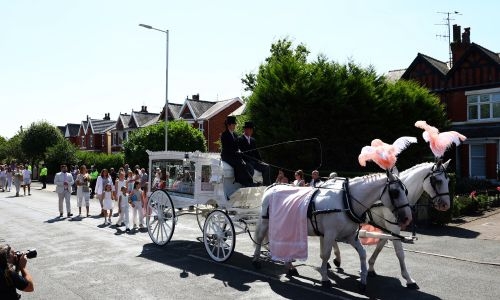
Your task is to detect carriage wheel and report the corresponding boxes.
[195,200,218,231]
[203,209,235,262]
[146,190,175,245]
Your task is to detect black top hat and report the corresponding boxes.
[225,116,237,125]
[243,121,254,129]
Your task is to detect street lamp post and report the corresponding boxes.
[139,23,169,151]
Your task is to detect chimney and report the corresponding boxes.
[462,27,470,44]
[103,113,110,120]
[192,94,200,101]
[452,24,461,43]
[450,25,471,66]
[141,106,148,113]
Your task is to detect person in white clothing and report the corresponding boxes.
[76,165,91,217]
[129,181,144,229]
[0,166,6,192]
[6,166,13,192]
[116,186,130,231]
[54,164,75,218]
[21,165,32,196]
[102,183,114,225]
[95,169,113,217]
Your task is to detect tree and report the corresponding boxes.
[243,38,448,175]
[124,120,207,167]
[20,121,64,163]
[1,132,26,164]
[45,139,78,176]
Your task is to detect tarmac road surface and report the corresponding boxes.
[1,181,500,299]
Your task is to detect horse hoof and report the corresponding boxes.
[321,280,332,288]
[286,268,299,277]
[407,283,420,290]
[252,261,261,270]
[368,270,377,277]
[326,262,331,269]
[333,259,341,268]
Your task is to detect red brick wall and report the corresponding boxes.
[205,102,242,152]
[486,143,497,179]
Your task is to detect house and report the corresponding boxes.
[400,25,500,180]
[174,94,243,152]
[63,123,80,146]
[111,106,160,152]
[76,114,116,154]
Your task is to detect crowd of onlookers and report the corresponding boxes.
[52,163,151,232]
[0,162,34,197]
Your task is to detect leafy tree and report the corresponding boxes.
[45,139,78,176]
[243,38,447,176]
[1,132,26,164]
[124,120,207,167]
[0,136,7,162]
[20,121,64,163]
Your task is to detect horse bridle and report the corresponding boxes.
[423,162,450,207]
[379,171,410,214]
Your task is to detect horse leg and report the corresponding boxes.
[319,235,334,287]
[252,219,269,269]
[367,239,388,276]
[332,240,342,270]
[349,238,367,292]
[392,240,419,289]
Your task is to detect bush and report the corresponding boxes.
[76,151,125,171]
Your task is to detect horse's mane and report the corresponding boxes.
[350,172,386,184]
[399,162,434,179]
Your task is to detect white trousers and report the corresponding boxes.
[132,201,144,226]
[58,190,72,214]
[117,205,130,228]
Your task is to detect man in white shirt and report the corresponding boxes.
[54,164,75,218]
[309,170,323,187]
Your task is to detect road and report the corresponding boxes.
[1,182,500,299]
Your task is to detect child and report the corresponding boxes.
[116,186,130,232]
[129,181,144,229]
[102,183,114,225]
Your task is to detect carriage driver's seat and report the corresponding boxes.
[221,161,262,197]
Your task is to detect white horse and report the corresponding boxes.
[252,170,413,290]
[331,160,451,289]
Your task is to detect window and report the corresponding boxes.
[467,92,500,120]
[198,122,204,132]
[89,135,93,148]
[470,144,486,178]
[101,135,104,147]
[81,136,85,147]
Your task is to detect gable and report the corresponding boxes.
[447,43,500,83]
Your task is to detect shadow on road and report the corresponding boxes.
[416,225,480,239]
[137,240,440,299]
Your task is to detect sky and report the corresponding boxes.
[1,0,499,139]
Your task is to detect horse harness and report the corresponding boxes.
[307,175,409,237]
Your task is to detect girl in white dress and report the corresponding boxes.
[116,186,130,231]
[102,183,114,225]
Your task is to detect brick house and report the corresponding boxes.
[174,94,243,152]
[111,106,160,152]
[63,123,80,145]
[76,114,116,154]
[400,25,500,179]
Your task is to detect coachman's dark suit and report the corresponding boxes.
[220,130,254,187]
[237,135,271,185]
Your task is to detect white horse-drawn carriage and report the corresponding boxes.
[143,121,464,291]
[146,150,267,262]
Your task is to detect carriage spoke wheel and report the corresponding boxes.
[203,210,235,262]
[196,201,218,231]
[146,190,175,245]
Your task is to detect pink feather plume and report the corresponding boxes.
[358,136,417,170]
[415,121,466,157]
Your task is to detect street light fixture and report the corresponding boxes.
[139,23,169,151]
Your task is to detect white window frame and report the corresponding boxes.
[466,88,500,121]
[469,144,486,178]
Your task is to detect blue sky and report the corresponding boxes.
[1,0,499,139]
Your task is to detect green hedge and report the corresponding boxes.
[76,151,125,171]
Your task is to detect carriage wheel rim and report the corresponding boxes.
[147,190,175,245]
[203,210,235,262]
